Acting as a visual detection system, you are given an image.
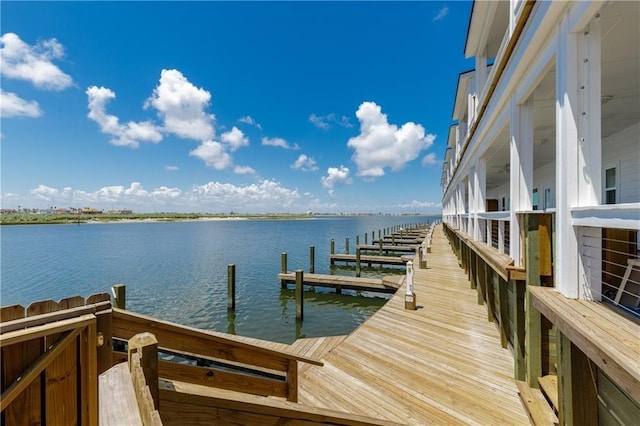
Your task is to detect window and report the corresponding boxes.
[605,166,617,204]
[543,186,553,210]
[532,188,539,210]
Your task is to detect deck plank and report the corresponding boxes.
[298,224,530,425]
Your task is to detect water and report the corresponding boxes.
[1,215,436,343]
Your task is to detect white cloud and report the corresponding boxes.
[189,140,232,170]
[0,89,42,117]
[262,136,299,149]
[86,86,163,148]
[233,165,256,175]
[145,69,215,141]
[421,152,437,166]
[321,165,353,195]
[291,154,318,172]
[433,6,449,22]
[347,101,435,178]
[192,180,300,210]
[221,126,249,151]
[309,113,353,130]
[397,200,442,209]
[238,115,262,130]
[165,165,179,171]
[0,33,73,90]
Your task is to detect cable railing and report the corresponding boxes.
[581,232,640,318]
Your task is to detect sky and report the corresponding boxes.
[1,1,473,214]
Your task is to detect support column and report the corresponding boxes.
[474,157,486,242]
[556,13,602,299]
[468,172,475,239]
[510,96,534,266]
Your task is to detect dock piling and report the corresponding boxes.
[345,237,349,254]
[356,247,361,277]
[228,264,236,311]
[112,284,126,309]
[281,253,288,288]
[295,269,304,320]
[310,246,315,274]
[330,240,335,265]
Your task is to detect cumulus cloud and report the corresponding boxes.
[291,154,318,172]
[321,165,352,195]
[262,136,299,150]
[433,6,449,22]
[0,89,42,117]
[189,140,232,170]
[309,113,353,130]
[233,165,256,175]
[421,152,438,166]
[397,200,442,209]
[22,180,301,212]
[221,126,249,151]
[347,102,435,179]
[145,69,215,141]
[86,86,163,148]
[0,33,73,90]
[237,115,262,130]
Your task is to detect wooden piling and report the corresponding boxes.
[356,247,361,277]
[281,253,288,288]
[364,233,368,245]
[379,239,383,255]
[309,246,315,274]
[345,237,350,254]
[330,240,335,265]
[112,284,126,309]
[356,235,360,246]
[227,264,236,311]
[295,269,304,320]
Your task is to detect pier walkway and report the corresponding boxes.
[296,224,530,424]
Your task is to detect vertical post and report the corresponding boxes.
[281,253,288,288]
[330,240,335,265]
[128,332,159,410]
[227,264,236,311]
[356,247,361,277]
[345,237,350,255]
[295,270,304,320]
[525,213,542,387]
[112,284,126,310]
[364,233,368,245]
[356,235,360,246]
[379,238,383,255]
[309,246,315,274]
[405,261,416,310]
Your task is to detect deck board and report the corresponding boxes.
[298,224,530,425]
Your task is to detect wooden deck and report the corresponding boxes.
[278,272,403,294]
[297,224,530,424]
[329,253,408,266]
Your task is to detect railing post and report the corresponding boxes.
[112,284,126,309]
[128,332,159,410]
[295,269,304,320]
[227,264,236,311]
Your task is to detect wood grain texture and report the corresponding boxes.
[297,224,530,425]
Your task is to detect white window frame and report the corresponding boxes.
[604,163,619,205]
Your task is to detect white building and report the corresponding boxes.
[441,1,639,424]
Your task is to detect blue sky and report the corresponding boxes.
[1,1,472,214]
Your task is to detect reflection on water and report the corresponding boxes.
[1,215,436,343]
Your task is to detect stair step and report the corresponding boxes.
[516,380,559,426]
[538,375,559,414]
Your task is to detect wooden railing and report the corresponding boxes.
[111,307,322,402]
[0,302,106,425]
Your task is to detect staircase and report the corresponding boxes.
[516,375,559,425]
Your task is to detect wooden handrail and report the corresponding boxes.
[0,314,96,347]
[112,308,323,371]
[0,301,111,334]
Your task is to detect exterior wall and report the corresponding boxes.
[602,122,640,204]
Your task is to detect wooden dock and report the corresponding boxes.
[356,244,417,253]
[329,253,410,266]
[295,224,531,424]
[278,273,404,294]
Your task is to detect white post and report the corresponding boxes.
[556,13,580,299]
[510,95,534,267]
[468,172,475,239]
[474,158,486,242]
[405,261,416,310]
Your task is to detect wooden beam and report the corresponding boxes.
[498,275,509,349]
[128,332,159,409]
[0,302,110,334]
[512,280,526,381]
[0,314,96,347]
[525,213,543,388]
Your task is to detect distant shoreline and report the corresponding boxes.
[0,212,432,226]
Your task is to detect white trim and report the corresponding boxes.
[571,203,640,229]
[477,211,511,221]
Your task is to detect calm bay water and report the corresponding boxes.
[1,215,435,343]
